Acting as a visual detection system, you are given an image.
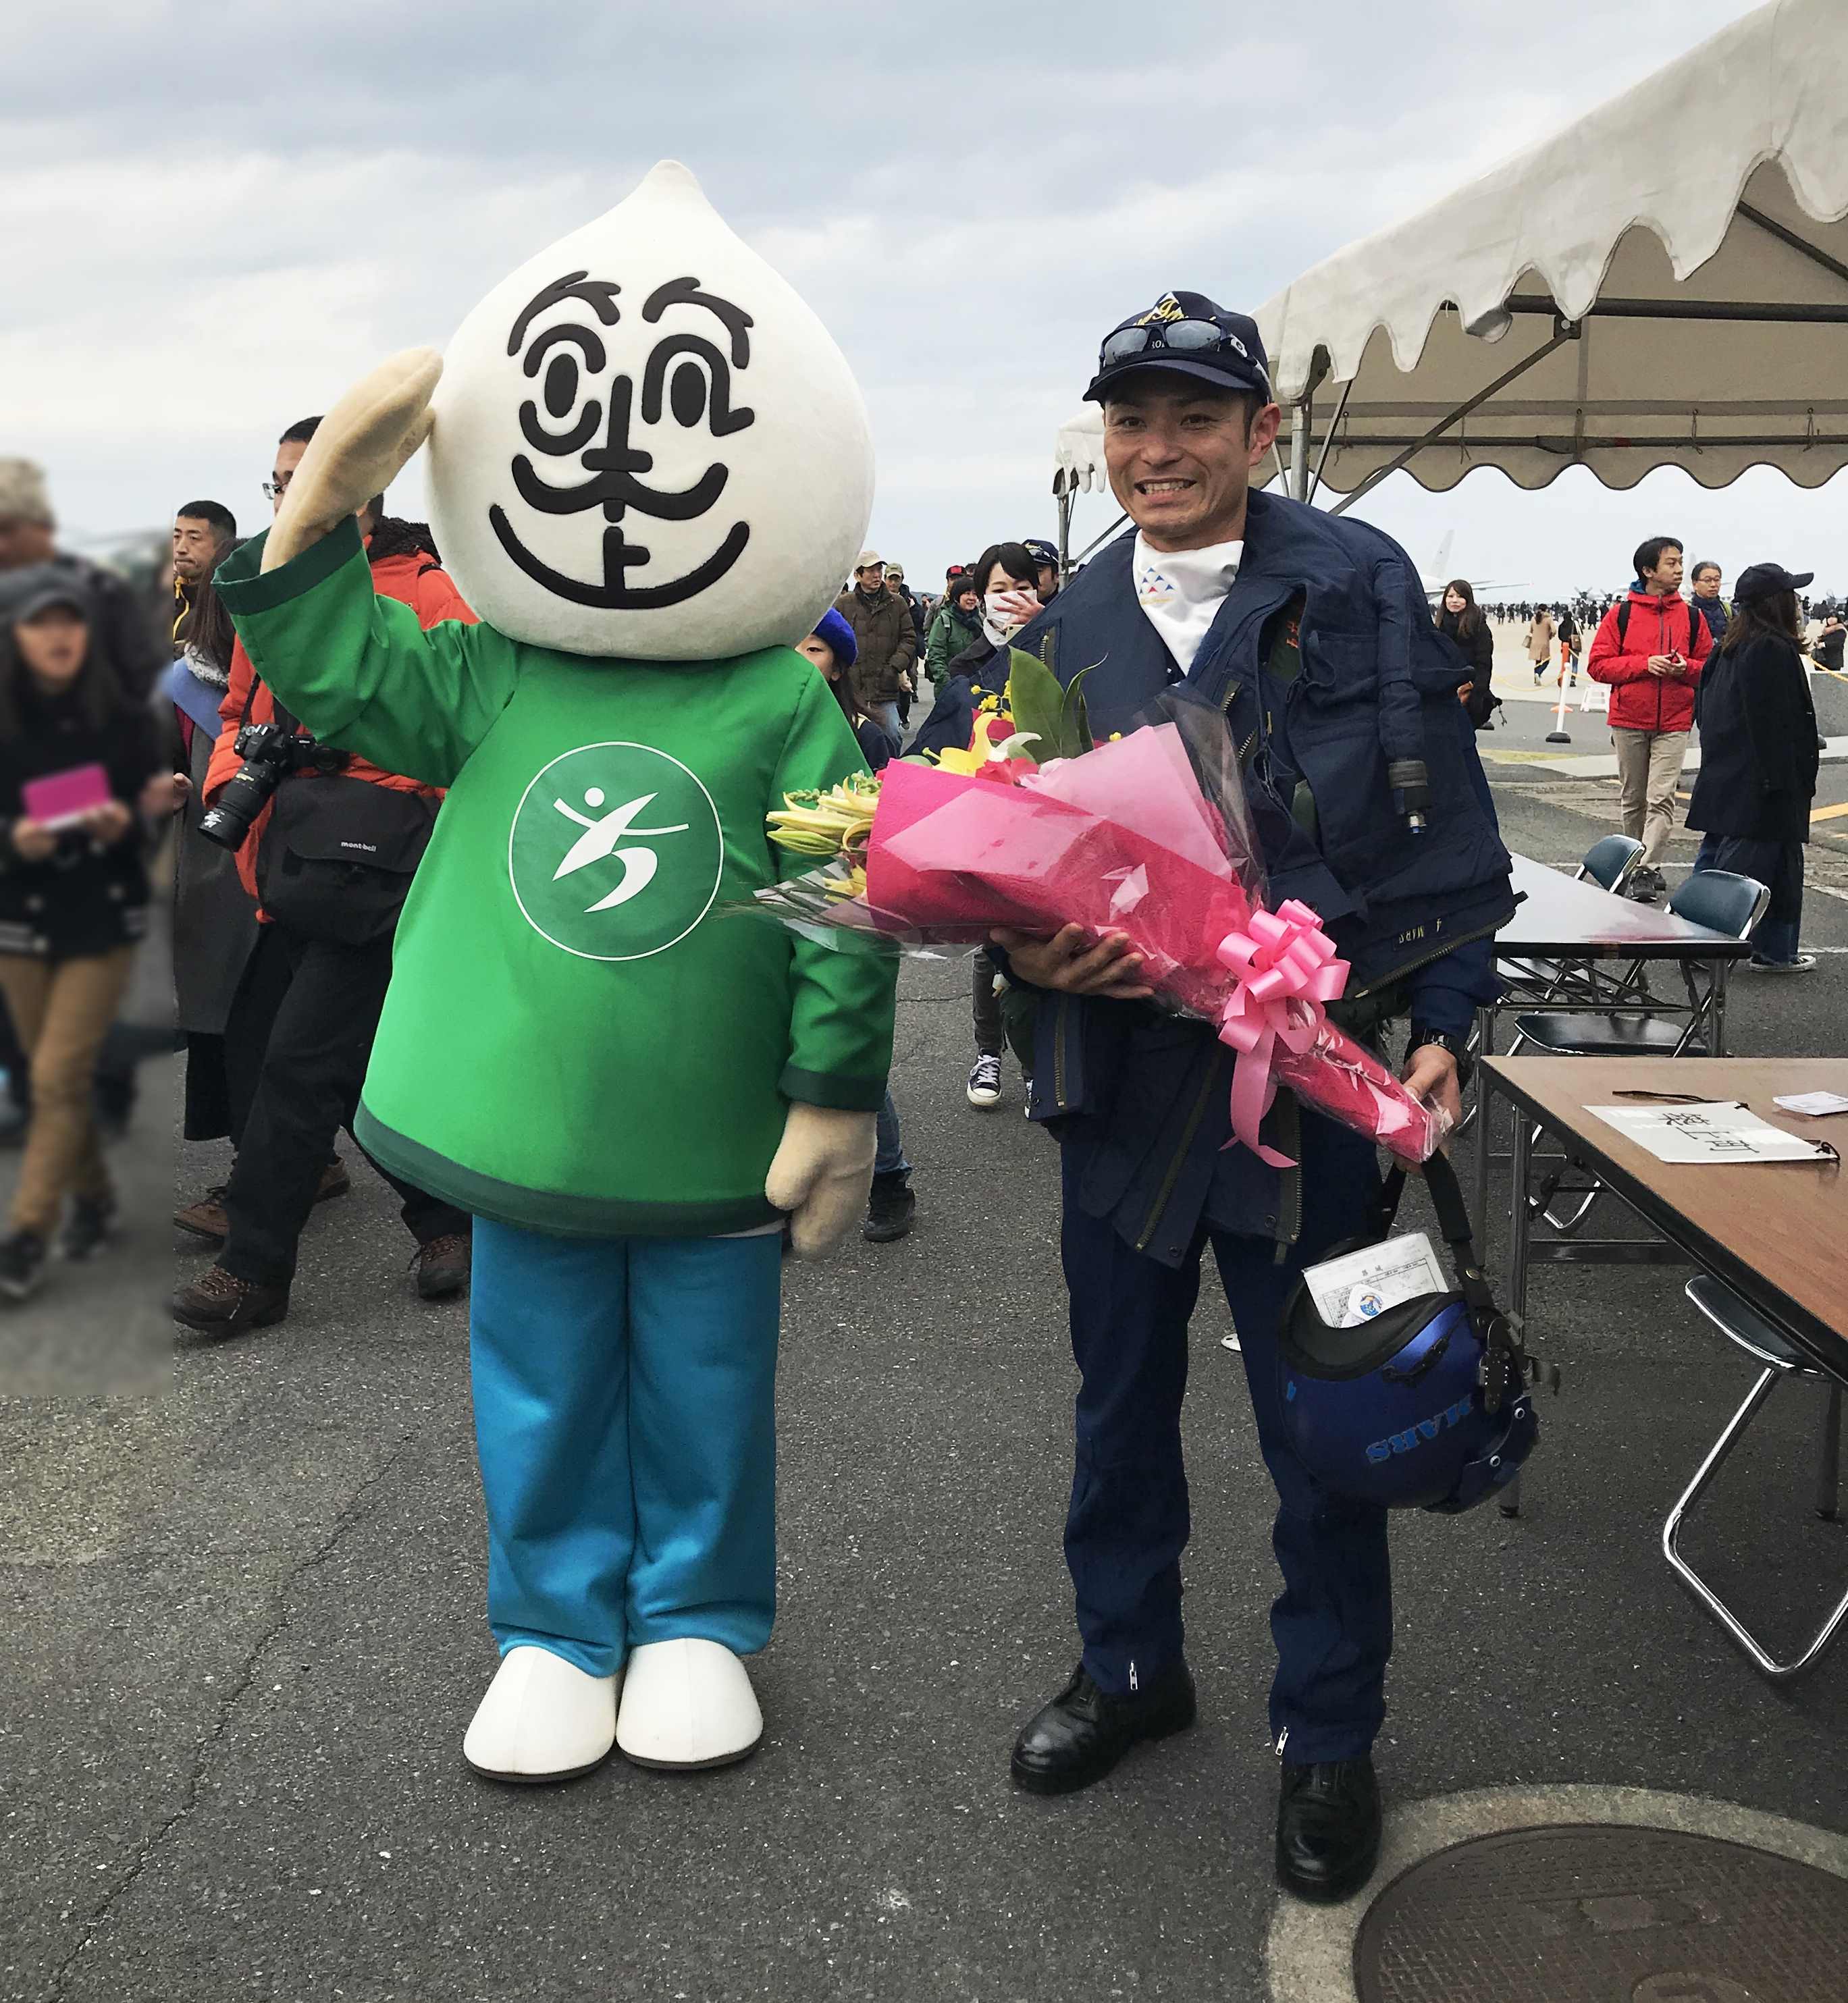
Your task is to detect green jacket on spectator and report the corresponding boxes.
[925,601,983,680]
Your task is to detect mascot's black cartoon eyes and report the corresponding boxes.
[490,273,759,611]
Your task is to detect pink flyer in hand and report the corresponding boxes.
[23,764,112,830]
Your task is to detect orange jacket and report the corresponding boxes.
[205,538,476,912]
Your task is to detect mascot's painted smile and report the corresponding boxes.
[489,271,758,610]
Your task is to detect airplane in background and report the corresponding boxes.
[1419,531,1519,605]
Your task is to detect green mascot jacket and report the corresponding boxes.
[217,518,897,1239]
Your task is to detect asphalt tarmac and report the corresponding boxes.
[3,762,1845,2003]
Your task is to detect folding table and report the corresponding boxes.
[1485,1054,1848,1681]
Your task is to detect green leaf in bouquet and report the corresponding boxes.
[1058,667,1094,759]
[1003,647,1067,766]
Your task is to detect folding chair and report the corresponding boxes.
[1664,1276,1848,1681]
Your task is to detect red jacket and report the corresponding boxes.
[1586,588,1710,733]
[205,537,475,912]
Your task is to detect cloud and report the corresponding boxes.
[6,0,1814,591]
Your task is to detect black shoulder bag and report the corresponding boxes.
[250,691,438,946]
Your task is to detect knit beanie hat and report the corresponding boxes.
[813,605,857,668]
[0,458,53,525]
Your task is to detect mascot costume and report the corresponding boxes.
[216,162,897,1782]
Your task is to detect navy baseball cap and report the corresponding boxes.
[1084,290,1271,404]
[1734,561,1814,603]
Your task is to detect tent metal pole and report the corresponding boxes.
[1070,512,1129,566]
[1305,378,1355,506]
[1498,294,1848,325]
[1327,327,1575,516]
[1290,392,1315,501]
[1735,202,1848,291]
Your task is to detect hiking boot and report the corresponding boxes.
[174,1183,230,1244]
[175,1157,347,1248]
[862,1171,916,1244]
[59,1195,115,1262]
[171,1264,289,1334]
[966,1054,1003,1109]
[0,1230,47,1303]
[413,1232,471,1300]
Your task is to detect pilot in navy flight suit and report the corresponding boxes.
[979,291,1512,1904]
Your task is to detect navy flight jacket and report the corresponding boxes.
[1000,492,1513,1266]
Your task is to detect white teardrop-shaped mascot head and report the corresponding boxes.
[427,161,873,660]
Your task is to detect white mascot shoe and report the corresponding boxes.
[616,1638,763,1770]
[463,1646,618,1783]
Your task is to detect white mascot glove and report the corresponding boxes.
[764,1103,877,1260]
[263,347,445,573]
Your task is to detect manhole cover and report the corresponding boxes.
[1354,1825,1848,2003]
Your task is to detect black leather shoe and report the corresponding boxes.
[1010,1659,1196,1795]
[1275,1756,1381,1904]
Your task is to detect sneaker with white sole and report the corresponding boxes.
[0,1230,46,1303]
[1745,953,1816,973]
[966,1054,1003,1109]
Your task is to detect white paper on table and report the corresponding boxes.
[1586,1100,1832,1163]
[1303,1233,1449,1328]
[1772,1091,1848,1118]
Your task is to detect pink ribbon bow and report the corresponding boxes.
[1215,899,1350,1167]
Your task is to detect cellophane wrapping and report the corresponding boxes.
[749,696,1448,1163]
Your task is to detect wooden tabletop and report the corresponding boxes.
[1497,855,1750,961]
[1484,1056,1848,1373]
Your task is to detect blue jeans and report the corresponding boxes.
[1057,1114,1392,1763]
[1693,832,1805,964]
[874,1088,910,1177]
[469,1222,782,1678]
[868,700,903,745]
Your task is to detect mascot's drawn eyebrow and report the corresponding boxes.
[507,271,624,356]
[522,323,607,376]
[642,277,753,367]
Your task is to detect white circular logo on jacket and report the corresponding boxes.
[507,741,722,961]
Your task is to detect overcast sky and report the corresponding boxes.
[5,0,1833,598]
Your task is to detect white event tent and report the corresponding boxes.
[1053,0,1848,560]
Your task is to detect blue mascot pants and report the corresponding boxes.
[1059,1113,1392,1765]
[469,1222,782,1679]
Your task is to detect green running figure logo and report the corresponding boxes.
[508,741,723,961]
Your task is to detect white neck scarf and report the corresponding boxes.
[1132,533,1244,674]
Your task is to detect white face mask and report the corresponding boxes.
[983,588,1034,642]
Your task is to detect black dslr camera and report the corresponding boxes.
[196,720,345,851]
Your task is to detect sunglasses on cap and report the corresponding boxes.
[1099,319,1268,385]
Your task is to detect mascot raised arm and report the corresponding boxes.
[217,161,896,1782]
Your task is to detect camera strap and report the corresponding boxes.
[242,679,302,738]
